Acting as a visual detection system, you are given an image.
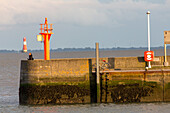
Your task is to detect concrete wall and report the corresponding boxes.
[20,58,92,105]
[90,56,164,70]
[19,56,170,104]
[99,71,170,103]
[20,58,91,84]
[113,57,146,69]
[109,56,166,70]
[91,56,167,70]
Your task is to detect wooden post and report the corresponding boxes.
[95,43,100,102]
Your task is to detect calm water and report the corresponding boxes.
[0,49,170,113]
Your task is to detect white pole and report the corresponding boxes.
[147,11,150,51]
[146,11,151,68]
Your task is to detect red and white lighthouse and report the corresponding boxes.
[23,37,27,53]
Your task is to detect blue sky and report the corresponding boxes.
[0,0,169,50]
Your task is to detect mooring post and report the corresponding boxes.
[96,42,100,102]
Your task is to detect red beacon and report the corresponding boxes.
[39,18,53,60]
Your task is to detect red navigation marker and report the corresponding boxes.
[144,51,154,61]
[39,18,53,60]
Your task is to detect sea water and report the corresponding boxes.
[0,50,170,113]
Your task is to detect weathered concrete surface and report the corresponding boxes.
[112,56,165,70]
[19,83,90,105]
[93,56,168,70]
[99,70,170,103]
[113,57,146,70]
[20,59,91,84]
[20,58,92,105]
[164,73,170,101]
[20,56,170,105]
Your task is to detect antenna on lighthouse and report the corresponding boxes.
[23,37,27,53]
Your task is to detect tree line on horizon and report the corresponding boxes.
[0,46,167,53]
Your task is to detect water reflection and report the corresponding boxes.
[1,103,169,113]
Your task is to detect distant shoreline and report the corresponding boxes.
[0,46,166,53]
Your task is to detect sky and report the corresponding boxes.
[0,0,170,50]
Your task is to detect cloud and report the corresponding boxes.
[0,0,169,29]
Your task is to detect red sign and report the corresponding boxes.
[144,51,154,61]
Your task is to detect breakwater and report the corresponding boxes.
[19,56,170,104]
[98,70,170,103]
[20,59,92,104]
